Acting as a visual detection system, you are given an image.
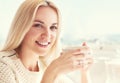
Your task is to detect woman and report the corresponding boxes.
[0,0,93,83]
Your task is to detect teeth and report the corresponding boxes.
[38,42,49,45]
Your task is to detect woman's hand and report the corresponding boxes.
[49,43,93,73]
[41,42,93,83]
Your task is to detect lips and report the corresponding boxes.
[35,41,51,47]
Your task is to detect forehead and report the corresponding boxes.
[34,6,58,24]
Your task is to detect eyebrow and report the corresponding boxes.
[34,19,58,26]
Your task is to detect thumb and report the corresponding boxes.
[82,42,87,46]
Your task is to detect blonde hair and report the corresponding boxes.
[1,0,61,65]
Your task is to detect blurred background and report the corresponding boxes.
[0,0,120,46]
[0,0,120,83]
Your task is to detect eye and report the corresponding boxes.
[32,23,42,28]
[50,26,58,31]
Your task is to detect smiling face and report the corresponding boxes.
[20,6,58,56]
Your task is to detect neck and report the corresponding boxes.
[16,49,40,72]
[27,61,39,72]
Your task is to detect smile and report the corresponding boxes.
[35,41,51,47]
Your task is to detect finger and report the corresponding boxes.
[62,48,82,57]
[85,58,94,65]
[82,42,87,46]
[73,54,85,60]
[73,60,84,69]
[60,49,79,60]
[81,42,91,53]
[63,45,91,55]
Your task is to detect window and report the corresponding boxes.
[0,0,120,83]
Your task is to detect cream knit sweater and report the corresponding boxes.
[0,50,75,83]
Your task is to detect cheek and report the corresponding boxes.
[50,32,58,47]
[51,32,57,41]
[23,30,38,42]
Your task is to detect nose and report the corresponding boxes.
[41,28,51,39]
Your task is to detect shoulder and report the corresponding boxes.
[0,50,16,66]
[0,50,16,68]
[0,50,17,83]
[0,50,17,75]
[0,50,16,58]
[0,59,14,74]
[0,57,16,83]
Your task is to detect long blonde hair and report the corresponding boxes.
[1,0,61,65]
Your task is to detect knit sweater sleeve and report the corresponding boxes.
[0,61,16,83]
